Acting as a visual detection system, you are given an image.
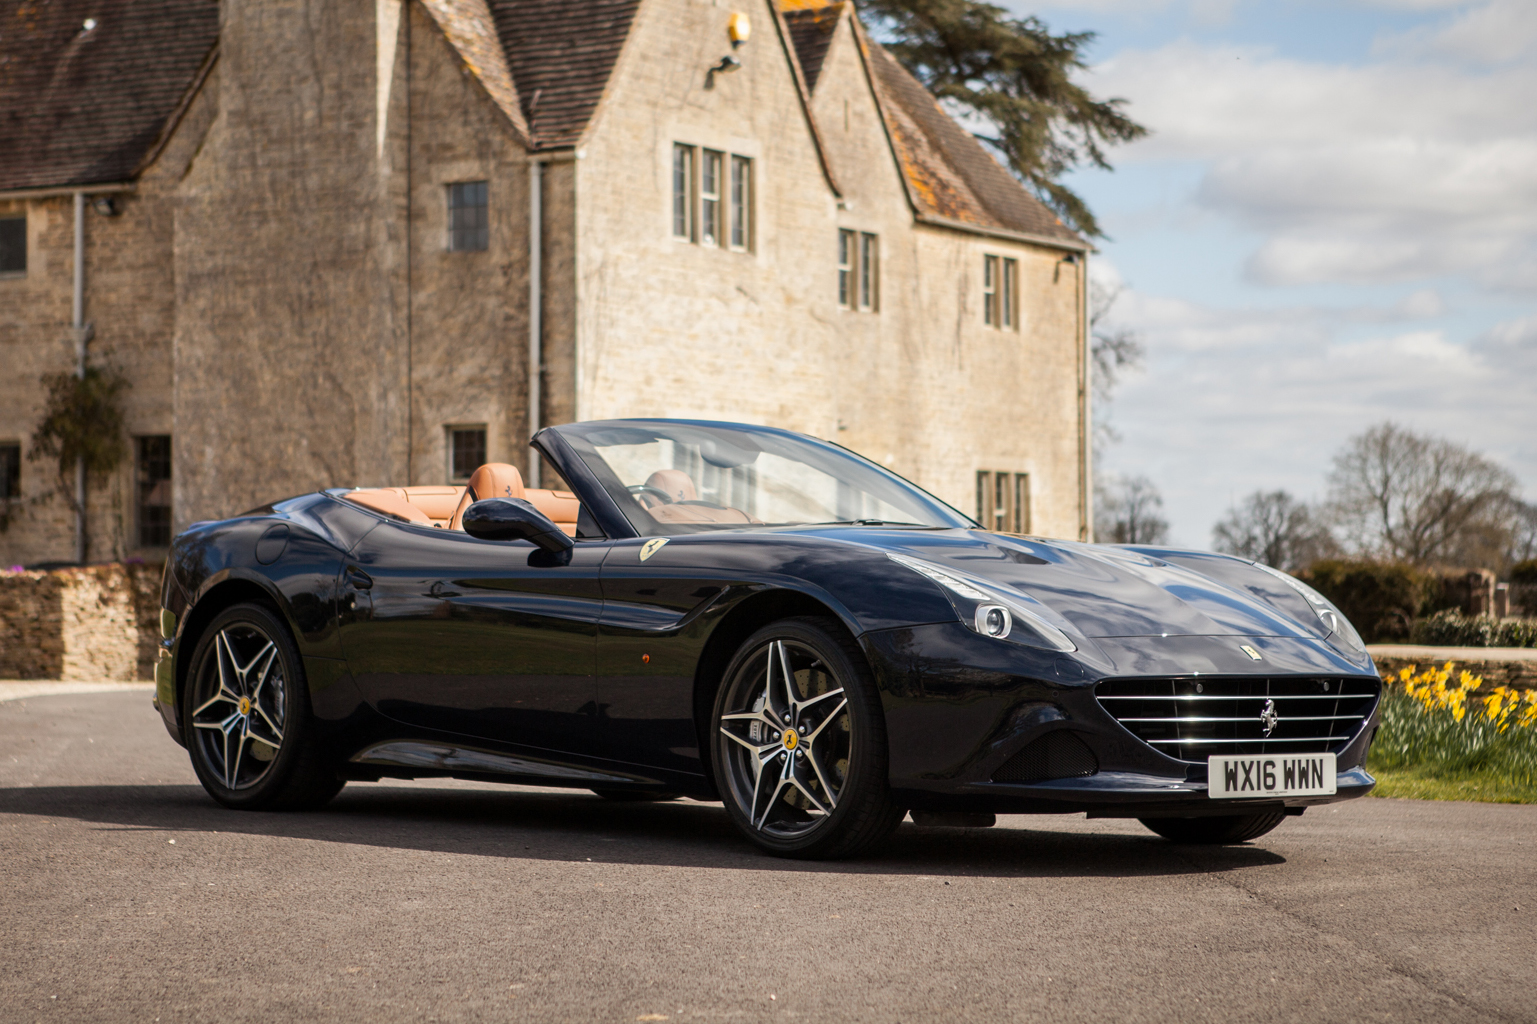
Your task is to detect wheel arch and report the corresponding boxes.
[173,573,294,726]
[691,588,865,798]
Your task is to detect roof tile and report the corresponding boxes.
[0,0,219,192]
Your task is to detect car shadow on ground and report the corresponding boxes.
[0,781,1286,877]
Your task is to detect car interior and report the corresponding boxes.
[342,463,581,535]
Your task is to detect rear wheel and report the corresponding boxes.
[182,603,344,811]
[711,617,904,859]
[1139,811,1288,844]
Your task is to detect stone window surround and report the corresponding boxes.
[665,131,759,254]
[446,424,488,483]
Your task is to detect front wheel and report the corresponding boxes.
[711,617,904,859]
[182,603,344,811]
[1139,811,1288,844]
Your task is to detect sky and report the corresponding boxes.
[1012,0,1537,547]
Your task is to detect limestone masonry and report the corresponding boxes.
[0,0,1090,569]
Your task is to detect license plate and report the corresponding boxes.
[1207,753,1336,799]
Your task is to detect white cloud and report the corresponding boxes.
[1084,26,1537,293]
[1096,294,1537,545]
[1373,0,1537,64]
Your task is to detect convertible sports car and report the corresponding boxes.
[154,419,1381,859]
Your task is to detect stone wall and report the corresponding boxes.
[1375,655,1537,691]
[0,563,160,680]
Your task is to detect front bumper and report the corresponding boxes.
[862,622,1380,817]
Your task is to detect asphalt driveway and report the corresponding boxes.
[1,688,1532,1023]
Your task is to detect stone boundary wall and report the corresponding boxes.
[1375,656,1537,690]
[0,563,162,680]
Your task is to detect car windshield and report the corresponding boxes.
[551,420,974,536]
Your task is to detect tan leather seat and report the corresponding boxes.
[400,485,463,526]
[448,463,526,531]
[344,488,435,526]
[650,503,758,524]
[525,488,580,537]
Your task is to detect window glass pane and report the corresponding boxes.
[449,427,487,480]
[983,255,998,325]
[672,144,693,238]
[136,436,172,548]
[0,442,20,501]
[730,155,751,249]
[837,230,854,308]
[447,181,489,251]
[0,218,24,274]
[701,150,722,246]
[1002,257,1016,328]
[860,233,878,311]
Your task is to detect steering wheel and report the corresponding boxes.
[627,484,676,505]
[677,499,730,510]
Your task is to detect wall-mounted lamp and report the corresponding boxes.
[727,11,751,48]
[91,196,119,217]
[705,54,741,90]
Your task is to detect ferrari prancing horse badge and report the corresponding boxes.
[639,538,669,562]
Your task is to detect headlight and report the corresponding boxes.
[1253,562,1366,654]
[888,553,1076,652]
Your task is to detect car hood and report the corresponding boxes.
[850,528,1330,643]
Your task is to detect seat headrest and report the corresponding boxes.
[449,462,526,531]
[467,463,525,502]
[645,469,698,503]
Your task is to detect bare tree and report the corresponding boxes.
[1089,280,1144,446]
[1325,422,1518,566]
[1096,474,1169,545]
[1211,490,1338,572]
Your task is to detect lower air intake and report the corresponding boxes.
[992,731,1099,784]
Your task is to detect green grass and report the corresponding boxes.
[1366,674,1537,804]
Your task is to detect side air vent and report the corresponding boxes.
[1096,675,1380,764]
[992,731,1099,784]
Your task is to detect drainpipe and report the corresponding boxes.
[1078,252,1092,543]
[72,190,89,564]
[526,149,581,489]
[527,158,542,489]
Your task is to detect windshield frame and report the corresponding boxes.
[543,419,977,537]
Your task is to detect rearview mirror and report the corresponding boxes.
[461,498,574,554]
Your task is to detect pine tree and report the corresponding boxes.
[857,0,1147,238]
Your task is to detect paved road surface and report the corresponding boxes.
[2,690,1533,1024]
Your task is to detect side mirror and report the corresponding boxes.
[461,498,574,554]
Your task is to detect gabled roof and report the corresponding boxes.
[779,0,1083,248]
[487,0,641,150]
[781,3,839,92]
[0,0,219,193]
[419,0,530,146]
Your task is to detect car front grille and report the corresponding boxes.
[1095,675,1380,764]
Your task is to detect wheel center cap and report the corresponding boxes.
[782,728,799,751]
[238,696,252,716]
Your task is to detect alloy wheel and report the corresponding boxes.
[717,638,852,838]
[190,624,288,791]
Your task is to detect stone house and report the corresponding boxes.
[0,0,1091,568]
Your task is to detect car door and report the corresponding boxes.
[595,536,735,774]
[339,518,609,757]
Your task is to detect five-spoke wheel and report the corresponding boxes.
[183,603,343,810]
[712,617,904,858]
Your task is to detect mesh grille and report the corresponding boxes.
[1096,676,1380,764]
[992,731,1099,783]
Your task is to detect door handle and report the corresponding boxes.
[346,567,374,590]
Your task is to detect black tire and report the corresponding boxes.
[710,616,904,859]
[591,789,681,802]
[182,602,344,811]
[1139,811,1288,844]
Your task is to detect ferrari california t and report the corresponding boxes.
[154,419,1380,859]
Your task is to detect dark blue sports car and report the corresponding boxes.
[155,419,1380,858]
